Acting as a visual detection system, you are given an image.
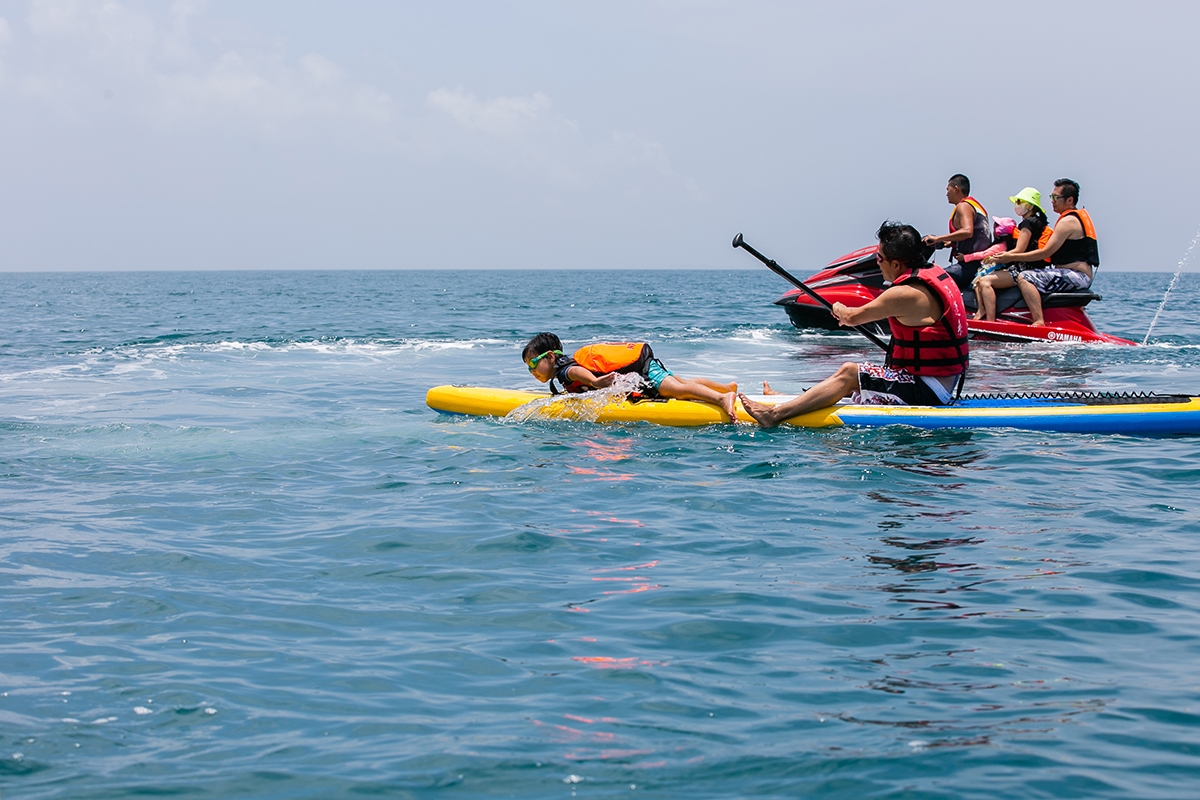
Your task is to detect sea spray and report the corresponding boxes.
[505,373,645,423]
[1143,227,1200,345]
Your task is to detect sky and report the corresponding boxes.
[1,0,1198,272]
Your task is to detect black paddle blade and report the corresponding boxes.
[732,233,743,248]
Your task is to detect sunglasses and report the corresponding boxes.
[526,349,561,372]
[1049,194,1064,201]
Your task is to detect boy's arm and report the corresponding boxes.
[565,365,616,388]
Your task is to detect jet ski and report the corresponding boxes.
[774,245,1136,345]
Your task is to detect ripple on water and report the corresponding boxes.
[3,270,1200,798]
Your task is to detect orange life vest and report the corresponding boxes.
[1037,225,1053,250]
[573,342,648,375]
[1051,208,1099,268]
[886,264,970,378]
[553,342,652,394]
[1022,224,1053,265]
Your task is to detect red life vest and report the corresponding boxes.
[886,264,970,377]
[554,342,652,394]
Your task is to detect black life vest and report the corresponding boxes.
[950,196,993,260]
[1050,208,1100,269]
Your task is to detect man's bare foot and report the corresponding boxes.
[972,312,984,320]
[762,381,784,396]
[738,393,782,428]
[1030,319,1046,327]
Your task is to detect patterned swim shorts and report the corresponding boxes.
[852,363,951,407]
[1017,267,1092,294]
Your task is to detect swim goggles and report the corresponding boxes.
[526,350,562,372]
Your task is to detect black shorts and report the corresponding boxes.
[853,363,952,407]
[942,261,978,291]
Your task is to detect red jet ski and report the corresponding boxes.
[774,245,1136,345]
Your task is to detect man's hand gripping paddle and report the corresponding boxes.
[732,233,891,353]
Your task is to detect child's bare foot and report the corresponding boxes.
[698,378,737,393]
[762,381,784,396]
[719,391,738,422]
[738,393,783,428]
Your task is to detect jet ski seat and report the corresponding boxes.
[961,288,1102,315]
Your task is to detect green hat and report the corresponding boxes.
[1008,187,1045,215]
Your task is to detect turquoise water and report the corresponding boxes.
[2,269,1199,798]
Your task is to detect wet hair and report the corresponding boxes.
[1054,178,1080,203]
[876,221,925,266]
[522,332,563,361]
[948,174,971,195]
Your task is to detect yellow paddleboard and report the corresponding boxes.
[424,385,842,427]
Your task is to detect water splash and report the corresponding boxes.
[505,374,644,423]
[1142,227,1200,345]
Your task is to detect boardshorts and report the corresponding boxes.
[852,363,956,407]
[643,358,674,389]
[1017,267,1092,294]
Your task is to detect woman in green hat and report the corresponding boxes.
[973,187,1051,321]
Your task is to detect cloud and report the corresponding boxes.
[2,0,401,142]
[423,84,700,200]
[1,0,699,194]
[146,49,398,142]
[426,85,554,137]
[0,0,709,272]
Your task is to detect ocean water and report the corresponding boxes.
[1,268,1199,799]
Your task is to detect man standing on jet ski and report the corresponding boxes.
[983,178,1098,327]
[739,221,969,428]
[921,174,993,290]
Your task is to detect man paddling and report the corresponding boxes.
[740,221,969,428]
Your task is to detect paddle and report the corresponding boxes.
[732,233,891,353]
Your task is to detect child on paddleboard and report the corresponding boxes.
[521,333,739,421]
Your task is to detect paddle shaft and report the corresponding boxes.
[732,234,891,352]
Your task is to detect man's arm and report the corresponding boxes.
[923,202,973,246]
[990,215,1081,264]
[833,284,935,328]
